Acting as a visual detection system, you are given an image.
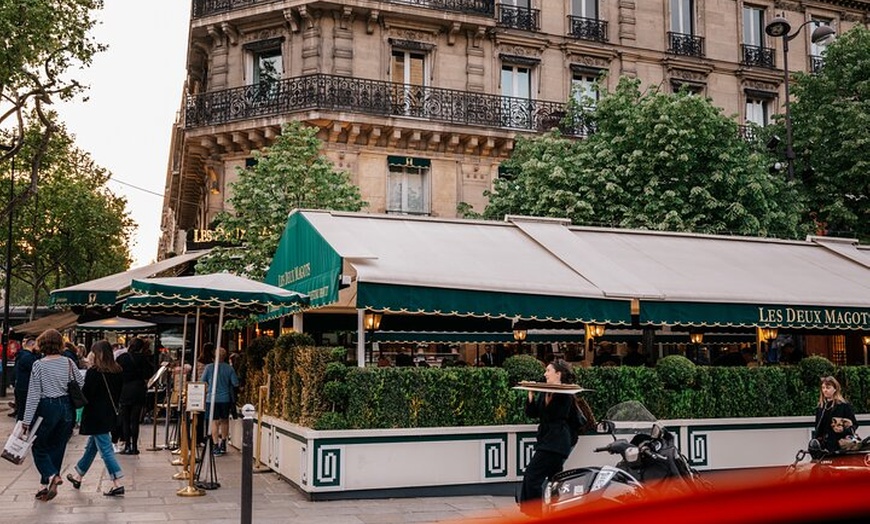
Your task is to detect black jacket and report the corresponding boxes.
[117,352,154,406]
[79,369,123,435]
[13,349,39,394]
[526,392,574,457]
[815,400,858,452]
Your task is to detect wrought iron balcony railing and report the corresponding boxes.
[741,44,775,69]
[184,74,594,136]
[568,16,608,43]
[667,32,705,58]
[737,124,757,142]
[497,3,540,32]
[192,0,266,18]
[192,0,496,19]
[810,55,825,74]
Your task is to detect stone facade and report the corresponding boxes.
[159,0,869,259]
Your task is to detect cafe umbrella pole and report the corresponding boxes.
[195,303,225,491]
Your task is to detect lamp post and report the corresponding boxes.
[1,155,13,397]
[764,16,835,181]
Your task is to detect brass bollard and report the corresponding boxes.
[171,412,190,478]
[253,385,269,472]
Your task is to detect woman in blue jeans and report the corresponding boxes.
[65,340,125,496]
[22,329,83,502]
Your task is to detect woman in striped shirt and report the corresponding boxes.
[22,329,84,502]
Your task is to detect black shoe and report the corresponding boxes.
[66,473,82,490]
[103,486,125,497]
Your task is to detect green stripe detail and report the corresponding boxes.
[641,301,870,330]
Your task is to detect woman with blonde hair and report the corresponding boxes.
[814,375,859,453]
[66,340,126,496]
[22,329,84,502]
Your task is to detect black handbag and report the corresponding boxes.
[67,360,88,409]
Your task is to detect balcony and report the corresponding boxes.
[184,74,591,135]
[191,0,266,18]
[192,0,497,19]
[741,44,775,69]
[810,55,825,74]
[667,32,705,58]
[497,3,540,32]
[568,16,607,43]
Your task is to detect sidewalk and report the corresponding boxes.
[0,401,522,523]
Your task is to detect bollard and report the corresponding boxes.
[241,404,255,524]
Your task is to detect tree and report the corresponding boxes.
[1,117,134,314]
[787,26,870,240]
[0,0,105,220]
[197,122,366,279]
[479,77,809,239]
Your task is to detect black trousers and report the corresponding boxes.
[519,449,566,515]
[120,403,144,450]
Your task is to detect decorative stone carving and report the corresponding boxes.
[670,68,708,82]
[367,10,379,34]
[744,79,778,92]
[241,28,285,45]
[774,1,805,13]
[496,44,543,60]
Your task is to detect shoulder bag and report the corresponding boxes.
[102,372,120,417]
[67,359,88,409]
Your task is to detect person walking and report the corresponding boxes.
[65,340,125,496]
[202,347,239,456]
[13,338,40,421]
[518,359,581,517]
[21,329,83,502]
[116,337,154,455]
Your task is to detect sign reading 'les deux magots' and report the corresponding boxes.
[758,306,870,329]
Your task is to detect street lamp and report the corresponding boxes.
[764,16,835,181]
[363,311,382,365]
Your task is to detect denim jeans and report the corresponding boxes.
[31,396,75,485]
[75,433,123,481]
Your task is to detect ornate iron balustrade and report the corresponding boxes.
[192,0,267,18]
[810,55,825,74]
[184,74,592,136]
[383,0,495,16]
[741,44,775,69]
[497,4,540,32]
[667,32,704,58]
[568,16,607,43]
[737,124,757,142]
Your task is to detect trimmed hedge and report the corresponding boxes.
[242,348,866,430]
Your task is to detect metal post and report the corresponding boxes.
[1,157,13,397]
[240,404,255,524]
[253,384,269,472]
[781,35,794,181]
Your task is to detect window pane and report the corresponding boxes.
[255,49,282,85]
[811,20,831,56]
[573,0,597,18]
[743,7,763,45]
[671,0,693,34]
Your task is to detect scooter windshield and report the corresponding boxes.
[604,400,659,433]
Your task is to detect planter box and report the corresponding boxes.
[228,413,870,500]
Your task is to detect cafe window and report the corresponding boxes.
[387,156,430,216]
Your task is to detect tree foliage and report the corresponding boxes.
[479,77,809,239]
[0,0,105,219]
[787,26,870,240]
[197,122,366,279]
[1,117,133,313]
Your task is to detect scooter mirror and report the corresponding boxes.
[596,421,615,434]
[650,424,662,440]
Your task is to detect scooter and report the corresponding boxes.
[542,400,710,514]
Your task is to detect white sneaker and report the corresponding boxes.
[113,443,121,453]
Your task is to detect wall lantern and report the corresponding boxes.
[512,328,528,342]
[862,335,870,346]
[689,332,705,345]
[363,311,383,332]
[759,327,779,342]
[586,324,606,338]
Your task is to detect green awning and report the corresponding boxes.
[640,301,870,330]
[358,282,632,324]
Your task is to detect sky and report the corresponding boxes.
[55,1,192,269]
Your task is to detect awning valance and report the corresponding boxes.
[76,316,158,334]
[50,250,210,308]
[640,301,870,330]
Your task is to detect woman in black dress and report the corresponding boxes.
[116,337,154,455]
[814,375,859,453]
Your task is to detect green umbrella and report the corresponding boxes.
[122,272,309,489]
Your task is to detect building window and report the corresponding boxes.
[573,0,597,18]
[391,48,427,116]
[670,0,694,35]
[571,72,599,109]
[501,63,533,128]
[741,6,774,68]
[810,19,831,73]
[672,81,704,96]
[246,40,284,102]
[745,97,769,127]
[387,157,430,215]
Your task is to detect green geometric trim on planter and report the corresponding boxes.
[482,437,508,478]
[313,443,342,488]
[688,431,708,467]
[517,433,537,476]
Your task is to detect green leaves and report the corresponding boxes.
[484,76,807,239]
